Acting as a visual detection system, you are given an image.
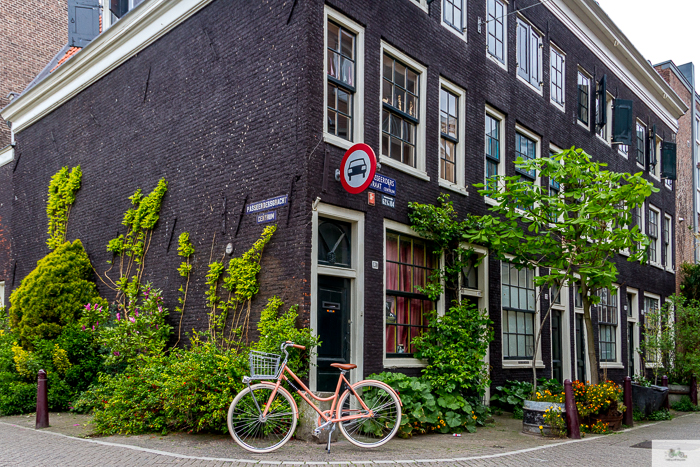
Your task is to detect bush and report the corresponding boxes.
[647,409,673,421]
[490,378,563,416]
[9,240,105,347]
[671,396,700,412]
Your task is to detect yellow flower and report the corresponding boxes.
[539,425,543,430]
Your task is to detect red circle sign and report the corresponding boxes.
[340,143,377,194]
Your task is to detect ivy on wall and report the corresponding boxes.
[174,232,195,347]
[46,166,82,250]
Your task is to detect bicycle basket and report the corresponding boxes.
[249,350,282,379]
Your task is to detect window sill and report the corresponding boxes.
[666,267,676,274]
[383,357,428,369]
[600,362,624,369]
[442,21,468,42]
[379,156,430,181]
[0,145,14,167]
[516,75,543,96]
[409,0,429,13]
[323,133,354,151]
[620,249,630,257]
[317,265,357,278]
[665,183,673,191]
[618,150,629,159]
[596,134,611,147]
[650,262,664,271]
[576,120,590,131]
[484,196,499,207]
[550,101,565,113]
[649,173,661,182]
[636,162,645,171]
[439,179,469,196]
[502,360,545,369]
[487,53,508,72]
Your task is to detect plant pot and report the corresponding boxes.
[590,410,623,431]
[668,384,691,406]
[522,400,566,436]
[632,384,669,417]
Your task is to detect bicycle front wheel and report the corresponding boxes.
[227,383,297,453]
[337,380,401,448]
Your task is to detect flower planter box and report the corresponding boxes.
[522,400,566,436]
[668,384,691,406]
[632,384,669,417]
[590,410,623,431]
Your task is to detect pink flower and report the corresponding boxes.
[155,324,158,330]
[85,304,91,311]
[113,351,120,356]
[95,321,99,327]
[82,325,85,331]
[116,313,120,321]
[129,317,136,323]
[158,306,163,313]
[91,325,95,331]
[135,310,138,317]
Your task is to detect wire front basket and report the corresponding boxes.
[249,350,282,380]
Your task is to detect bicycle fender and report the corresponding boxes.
[257,381,300,419]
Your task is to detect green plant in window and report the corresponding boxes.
[46,165,82,250]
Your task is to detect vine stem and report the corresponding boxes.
[174,255,192,348]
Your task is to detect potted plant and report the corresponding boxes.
[523,388,566,436]
[575,380,626,431]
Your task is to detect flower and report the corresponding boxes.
[539,425,543,430]
[85,304,91,311]
[116,313,120,321]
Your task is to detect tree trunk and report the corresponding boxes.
[582,295,599,385]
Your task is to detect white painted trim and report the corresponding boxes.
[409,0,429,13]
[379,42,428,178]
[441,0,468,41]
[598,285,622,365]
[484,105,506,205]
[550,283,572,382]
[648,204,662,268]
[576,69,592,129]
[573,306,591,382]
[549,44,566,111]
[626,287,641,376]
[0,146,14,168]
[485,0,508,71]
[514,123,542,189]
[324,6,365,149]
[438,77,466,189]
[663,213,674,272]
[515,15,543,96]
[2,0,217,133]
[649,136,662,180]
[310,203,365,392]
[542,0,685,130]
[0,281,4,308]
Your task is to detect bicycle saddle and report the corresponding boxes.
[330,363,357,370]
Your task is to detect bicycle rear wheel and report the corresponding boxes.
[227,383,297,453]
[337,380,401,448]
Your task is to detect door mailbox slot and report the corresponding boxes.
[323,301,340,313]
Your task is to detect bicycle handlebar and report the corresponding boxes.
[284,341,306,350]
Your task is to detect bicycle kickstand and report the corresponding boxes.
[326,423,336,454]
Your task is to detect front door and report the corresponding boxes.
[628,323,635,377]
[551,309,562,384]
[316,276,350,392]
[575,314,586,382]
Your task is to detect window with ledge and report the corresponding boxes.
[318,218,351,268]
[502,262,536,360]
[643,295,660,364]
[516,17,542,91]
[597,287,618,363]
[577,71,590,127]
[648,205,660,265]
[443,0,466,36]
[650,136,661,179]
[485,107,504,193]
[550,46,565,108]
[109,0,145,24]
[618,141,629,158]
[664,214,672,270]
[487,0,506,65]
[514,130,538,211]
[636,121,646,166]
[597,91,613,143]
[439,80,465,188]
[385,232,437,357]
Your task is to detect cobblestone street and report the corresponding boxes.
[1,413,698,466]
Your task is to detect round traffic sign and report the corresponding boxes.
[340,143,377,194]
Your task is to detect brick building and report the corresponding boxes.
[0,0,69,308]
[655,61,699,291]
[1,0,687,393]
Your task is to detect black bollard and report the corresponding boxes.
[36,370,49,429]
[564,379,580,439]
[662,375,670,410]
[692,377,698,406]
[623,376,633,427]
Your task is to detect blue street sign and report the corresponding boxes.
[256,210,277,224]
[370,174,397,196]
[246,195,288,214]
[381,195,395,208]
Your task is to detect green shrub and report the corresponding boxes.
[9,240,105,347]
[647,409,673,421]
[490,378,563,418]
[671,396,699,412]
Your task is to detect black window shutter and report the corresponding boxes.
[68,0,100,48]
[649,125,657,167]
[612,99,634,146]
[110,0,129,19]
[597,75,607,129]
[661,142,677,180]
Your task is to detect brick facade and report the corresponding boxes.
[5,0,682,388]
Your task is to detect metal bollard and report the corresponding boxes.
[691,377,698,406]
[36,370,49,429]
[662,375,670,410]
[623,376,633,427]
[564,379,580,439]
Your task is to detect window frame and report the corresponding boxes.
[577,69,591,129]
[484,105,506,206]
[323,7,365,151]
[516,16,543,94]
[596,91,614,146]
[438,78,467,195]
[598,286,622,366]
[379,42,429,181]
[635,120,646,169]
[383,219,444,368]
[549,44,565,110]
[664,213,673,272]
[649,135,661,180]
[648,204,661,268]
[486,0,508,70]
[409,0,430,13]
[642,292,661,368]
[442,0,468,40]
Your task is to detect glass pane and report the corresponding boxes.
[525,314,533,334]
[383,55,393,80]
[508,311,517,333]
[501,263,509,286]
[328,110,336,135]
[405,121,415,144]
[517,335,526,357]
[509,335,517,357]
[390,138,402,162]
[396,297,409,324]
[394,88,406,112]
[382,110,390,132]
[337,89,349,113]
[403,143,415,167]
[382,134,390,158]
[502,285,510,308]
[385,324,396,353]
[337,115,349,140]
[406,94,417,118]
[383,80,392,105]
[327,83,336,108]
[328,22,339,50]
[328,50,339,79]
[386,262,398,290]
[519,289,527,311]
[413,241,425,267]
[511,287,518,309]
[519,268,527,288]
[449,93,457,117]
[445,140,455,162]
[510,264,518,286]
[407,69,418,94]
[339,57,354,86]
[395,62,406,88]
[386,233,399,261]
[390,114,401,137]
[448,116,457,139]
[527,290,535,311]
[340,30,354,58]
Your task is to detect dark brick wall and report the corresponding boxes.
[9,0,679,388]
[0,163,11,304]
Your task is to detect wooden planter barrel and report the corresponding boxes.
[522,400,566,436]
[590,410,623,431]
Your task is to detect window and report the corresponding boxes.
[636,121,646,166]
[648,206,660,265]
[443,0,466,36]
[597,90,613,143]
[515,132,537,179]
[643,295,660,364]
[318,218,351,268]
[108,0,145,25]
[381,44,427,175]
[324,8,364,149]
[574,281,583,309]
[485,110,502,191]
[460,245,489,310]
[439,80,465,189]
[502,262,536,359]
[598,287,618,362]
[650,136,661,179]
[550,46,565,108]
[618,139,629,158]
[487,0,506,65]
[549,148,561,221]
[577,71,591,126]
[385,232,437,357]
[664,214,673,270]
[516,18,542,91]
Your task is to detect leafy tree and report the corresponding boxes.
[465,147,656,386]
[680,263,700,302]
[638,297,677,385]
[667,295,700,381]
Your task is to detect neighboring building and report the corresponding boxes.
[0,0,69,307]
[655,61,699,292]
[1,0,687,393]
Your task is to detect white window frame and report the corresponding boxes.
[323,7,365,151]
[0,145,14,168]
[486,0,508,71]
[500,258,544,369]
[635,120,647,169]
[642,292,661,369]
[383,219,444,368]
[310,203,365,392]
[596,91,614,146]
[484,105,506,206]
[442,0,468,40]
[549,44,565,111]
[549,280,572,382]
[516,16,543,95]
[626,288,641,377]
[513,124,542,216]
[0,281,4,308]
[379,42,429,181]
[439,78,467,195]
[649,135,661,180]
[648,204,662,269]
[599,284,623,368]
[664,213,673,272]
[577,69,591,129]
[409,0,430,13]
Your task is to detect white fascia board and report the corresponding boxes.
[544,0,687,132]
[1,0,215,133]
[0,145,14,167]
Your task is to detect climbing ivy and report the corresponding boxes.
[174,232,195,347]
[46,166,82,250]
